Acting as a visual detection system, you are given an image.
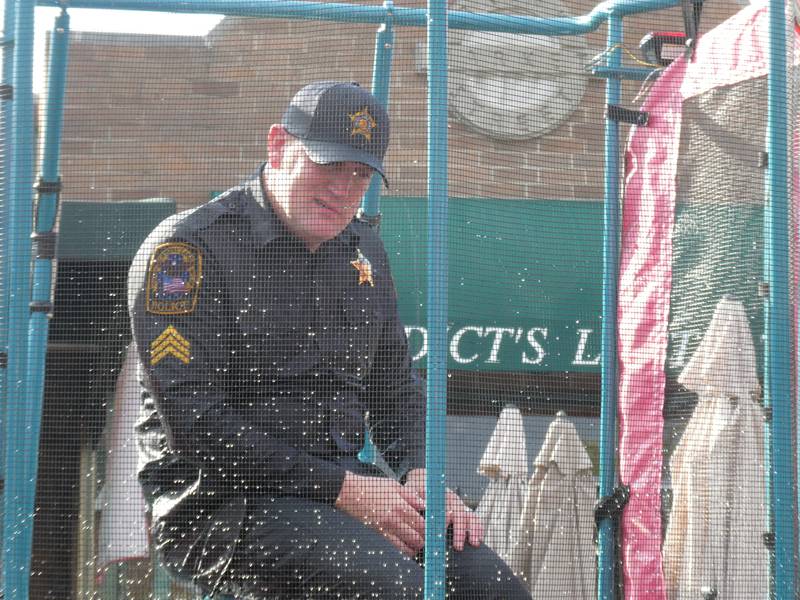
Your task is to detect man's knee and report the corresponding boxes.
[447,545,532,600]
[318,557,423,600]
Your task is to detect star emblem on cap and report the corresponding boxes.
[351,249,374,287]
[349,108,376,142]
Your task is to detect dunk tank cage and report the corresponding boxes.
[0,0,798,599]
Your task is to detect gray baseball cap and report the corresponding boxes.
[282,81,390,186]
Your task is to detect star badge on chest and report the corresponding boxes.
[350,248,374,287]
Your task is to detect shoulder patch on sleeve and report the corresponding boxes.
[145,242,202,315]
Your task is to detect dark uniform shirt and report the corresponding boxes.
[128,167,426,529]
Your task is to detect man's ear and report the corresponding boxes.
[267,124,289,169]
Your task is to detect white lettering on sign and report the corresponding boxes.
[449,326,484,364]
[484,327,518,363]
[406,323,712,371]
[573,328,600,366]
[404,326,428,362]
[522,327,548,365]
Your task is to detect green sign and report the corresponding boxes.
[58,199,177,261]
[379,198,604,373]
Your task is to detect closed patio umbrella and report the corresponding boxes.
[96,343,150,578]
[475,404,529,563]
[508,411,596,599]
[663,297,768,600]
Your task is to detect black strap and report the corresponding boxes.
[35,176,62,195]
[594,484,630,597]
[29,301,54,316]
[606,104,649,126]
[594,484,630,529]
[358,211,382,228]
[31,231,58,259]
[763,531,775,549]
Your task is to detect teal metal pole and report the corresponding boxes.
[0,0,18,586]
[597,13,622,600]
[15,10,70,600]
[35,0,681,34]
[425,0,447,594]
[361,0,394,219]
[764,0,795,597]
[763,140,775,599]
[3,0,36,596]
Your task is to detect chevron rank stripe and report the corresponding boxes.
[150,325,191,366]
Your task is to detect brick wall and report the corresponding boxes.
[56,0,741,208]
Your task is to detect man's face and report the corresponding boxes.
[267,128,373,251]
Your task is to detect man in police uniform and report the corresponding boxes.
[128,81,531,599]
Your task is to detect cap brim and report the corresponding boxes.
[301,139,389,188]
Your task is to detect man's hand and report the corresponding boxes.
[402,468,484,551]
[335,472,426,557]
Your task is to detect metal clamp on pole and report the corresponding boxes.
[0,84,12,100]
[0,351,7,369]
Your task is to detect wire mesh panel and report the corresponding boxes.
[439,5,604,599]
[2,0,798,599]
[663,77,771,599]
[620,3,800,599]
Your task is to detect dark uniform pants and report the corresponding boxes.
[157,460,532,600]
[161,495,532,600]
